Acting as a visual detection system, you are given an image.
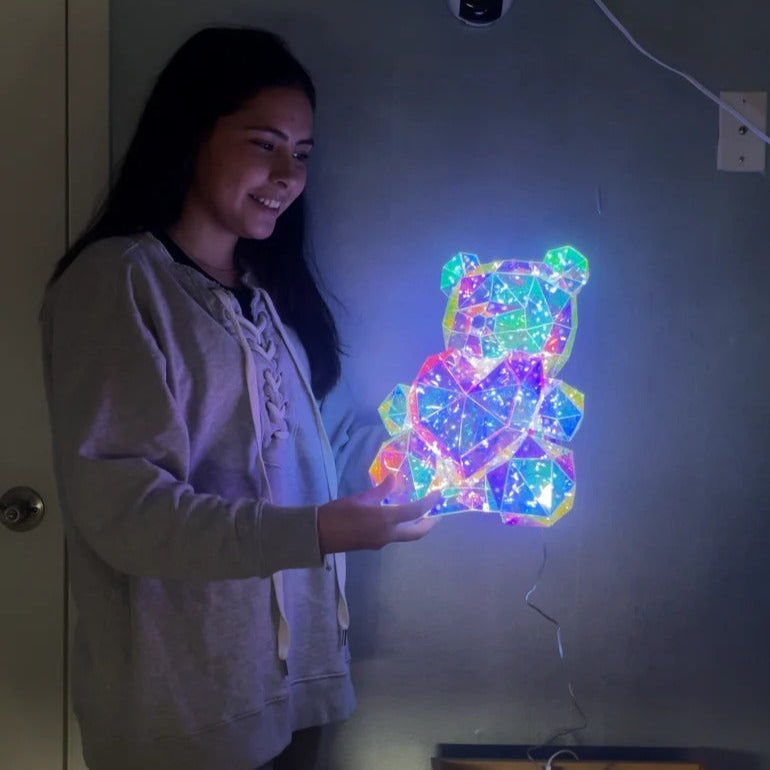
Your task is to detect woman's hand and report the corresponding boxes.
[317,476,442,555]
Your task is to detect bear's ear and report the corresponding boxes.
[543,246,589,294]
[441,252,480,296]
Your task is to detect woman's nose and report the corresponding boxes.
[270,153,299,187]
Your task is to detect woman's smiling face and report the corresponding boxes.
[184,86,314,242]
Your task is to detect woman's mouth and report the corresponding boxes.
[249,194,281,211]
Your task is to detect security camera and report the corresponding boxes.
[447,0,514,27]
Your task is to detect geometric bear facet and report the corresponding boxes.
[370,246,589,526]
[378,383,412,435]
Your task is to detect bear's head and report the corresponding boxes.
[440,245,588,374]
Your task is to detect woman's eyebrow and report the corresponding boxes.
[244,125,314,146]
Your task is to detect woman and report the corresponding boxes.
[42,26,439,770]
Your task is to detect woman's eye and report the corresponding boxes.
[250,140,274,151]
[293,151,310,162]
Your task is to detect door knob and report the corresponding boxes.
[0,486,45,532]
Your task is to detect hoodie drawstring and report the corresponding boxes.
[214,289,292,673]
[214,288,349,672]
[255,289,350,646]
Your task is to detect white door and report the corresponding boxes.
[0,0,108,767]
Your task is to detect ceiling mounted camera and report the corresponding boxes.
[447,0,514,27]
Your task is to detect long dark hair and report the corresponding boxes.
[49,26,341,398]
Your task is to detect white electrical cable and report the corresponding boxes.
[591,0,770,145]
[525,542,587,765]
[545,748,580,769]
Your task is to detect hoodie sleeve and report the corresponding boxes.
[320,375,388,498]
[41,241,322,581]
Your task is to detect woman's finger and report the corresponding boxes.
[392,514,442,542]
[356,474,396,505]
[385,489,443,524]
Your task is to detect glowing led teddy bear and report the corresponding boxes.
[369,246,589,526]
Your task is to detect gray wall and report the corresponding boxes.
[110,1,770,767]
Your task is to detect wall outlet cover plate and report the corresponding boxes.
[717,91,767,172]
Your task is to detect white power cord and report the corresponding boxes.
[591,0,770,145]
[525,543,587,765]
[545,748,580,769]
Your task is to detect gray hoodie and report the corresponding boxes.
[41,233,380,770]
